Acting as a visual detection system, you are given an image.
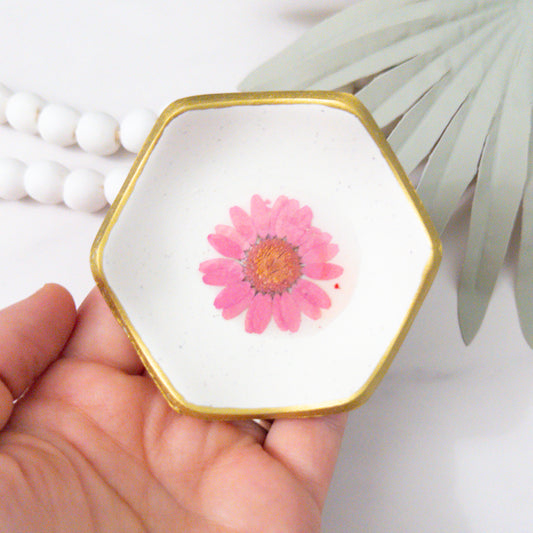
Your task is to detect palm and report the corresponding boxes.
[0,286,346,532]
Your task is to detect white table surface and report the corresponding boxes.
[1,1,532,531]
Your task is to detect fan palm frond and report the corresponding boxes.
[240,0,533,346]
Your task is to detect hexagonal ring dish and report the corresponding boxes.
[91,91,441,419]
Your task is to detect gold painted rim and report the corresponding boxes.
[91,91,442,420]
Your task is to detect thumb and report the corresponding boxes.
[0,284,76,429]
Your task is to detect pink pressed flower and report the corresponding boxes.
[199,195,343,334]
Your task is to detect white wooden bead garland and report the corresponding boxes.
[5,92,46,135]
[0,83,156,155]
[0,158,26,200]
[119,108,158,153]
[24,161,68,204]
[0,84,14,124]
[0,82,156,212]
[38,104,80,147]
[103,167,130,205]
[63,168,108,212]
[0,157,129,212]
[75,112,121,156]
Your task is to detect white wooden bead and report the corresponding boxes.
[63,168,107,212]
[75,112,120,155]
[119,108,156,153]
[38,104,80,147]
[5,92,46,134]
[0,84,13,124]
[24,161,68,204]
[104,167,129,205]
[0,158,27,200]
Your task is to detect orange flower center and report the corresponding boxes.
[244,237,302,294]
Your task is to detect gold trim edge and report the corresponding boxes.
[90,91,442,420]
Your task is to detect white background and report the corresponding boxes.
[1,1,532,531]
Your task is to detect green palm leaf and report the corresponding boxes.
[240,0,533,346]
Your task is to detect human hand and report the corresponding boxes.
[0,285,346,532]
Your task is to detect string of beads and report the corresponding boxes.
[0,83,156,212]
[0,84,156,154]
[0,158,129,212]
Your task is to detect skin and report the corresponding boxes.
[0,284,347,532]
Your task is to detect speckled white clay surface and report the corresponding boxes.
[102,103,433,410]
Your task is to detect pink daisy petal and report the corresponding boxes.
[295,205,313,228]
[292,290,322,320]
[269,196,289,235]
[215,224,247,247]
[296,227,332,252]
[303,263,344,280]
[230,206,256,243]
[285,224,307,246]
[274,199,299,238]
[202,266,243,286]
[245,293,273,334]
[208,234,244,260]
[294,279,331,309]
[200,259,243,286]
[302,243,339,264]
[279,291,301,332]
[222,291,254,320]
[214,282,252,309]
[292,227,317,248]
[199,258,237,274]
[250,195,271,238]
[281,204,312,244]
[272,294,289,332]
